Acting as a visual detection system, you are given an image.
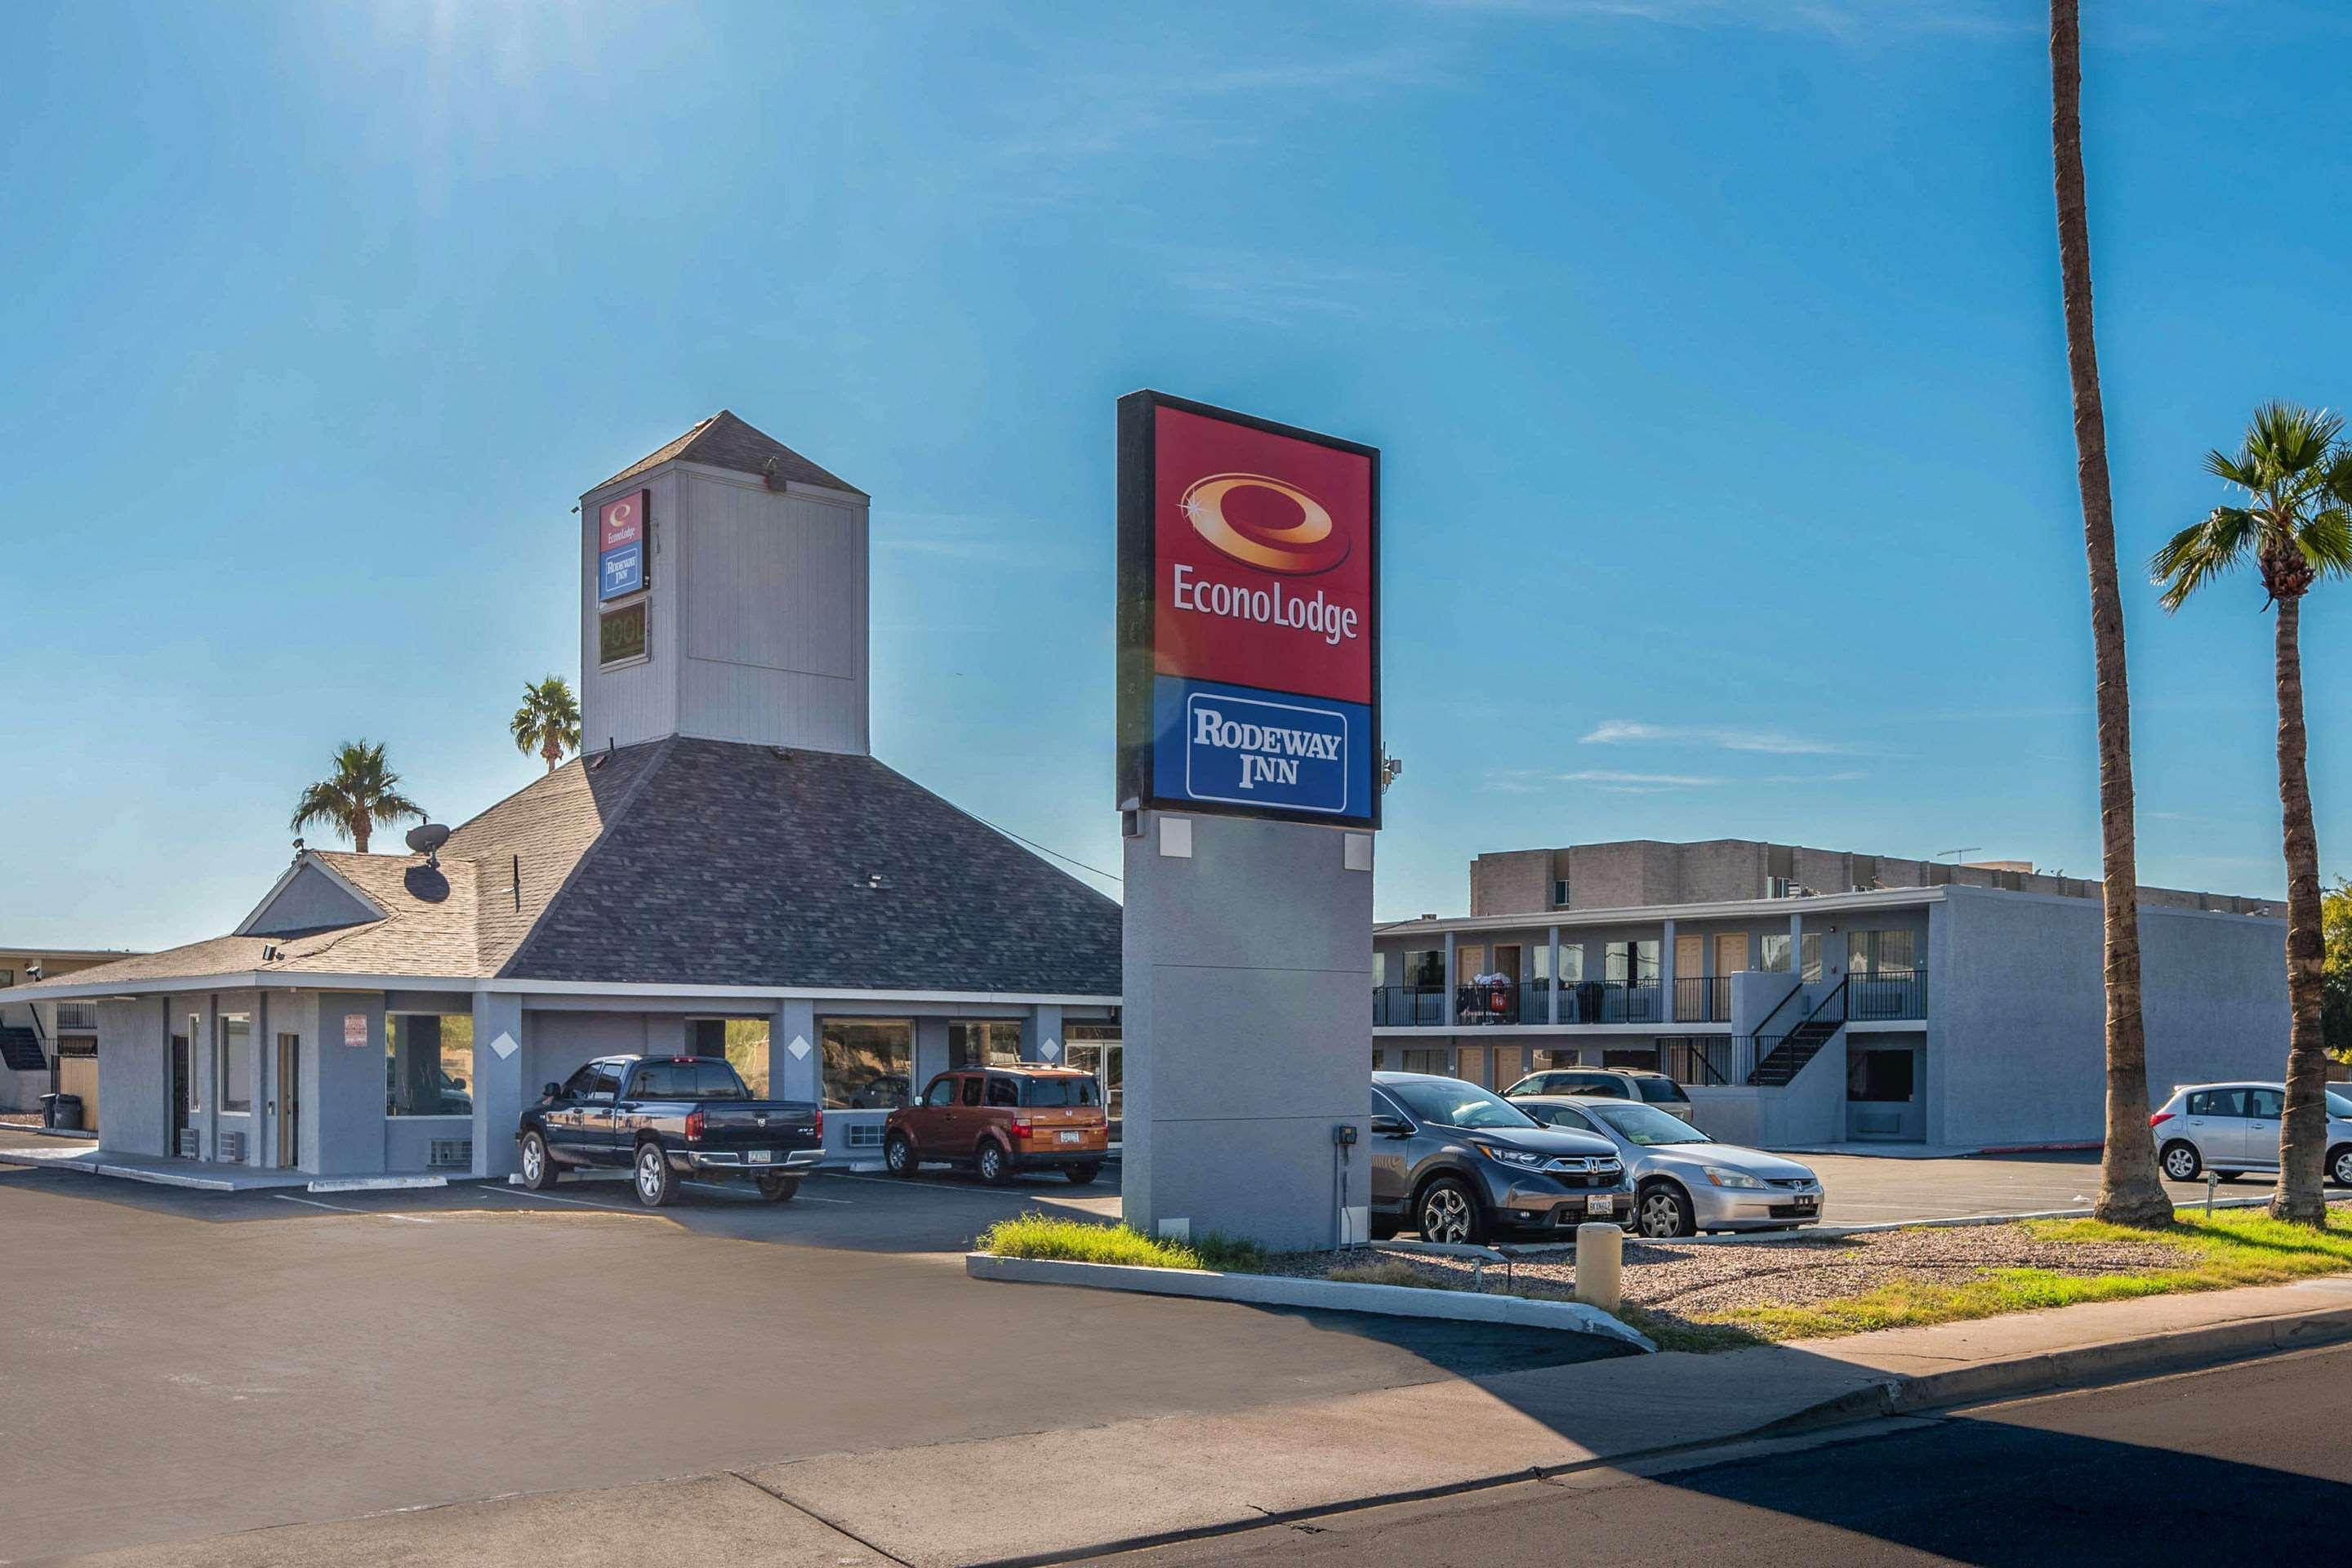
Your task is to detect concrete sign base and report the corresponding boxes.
[1120,811,1374,1252]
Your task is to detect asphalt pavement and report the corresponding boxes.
[1118,1341,2352,1566]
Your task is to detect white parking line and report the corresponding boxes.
[274,1193,432,1223]
[680,1180,851,1204]
[813,1171,1107,1198]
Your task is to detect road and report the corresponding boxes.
[1121,1343,2352,1565]
[0,1158,1621,1564]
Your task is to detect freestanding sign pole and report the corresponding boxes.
[1115,390,1379,1251]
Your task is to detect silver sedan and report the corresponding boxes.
[1512,1095,1824,1236]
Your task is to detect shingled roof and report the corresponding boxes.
[594,411,866,497]
[16,739,1120,998]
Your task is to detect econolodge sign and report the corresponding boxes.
[1116,390,1379,830]
[598,488,648,601]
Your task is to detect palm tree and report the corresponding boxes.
[289,740,425,855]
[510,675,581,773]
[2050,0,2172,1227]
[2151,402,2352,1224]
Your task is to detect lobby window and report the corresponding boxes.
[386,1013,474,1116]
[948,1020,1020,1070]
[1760,933,1793,973]
[690,1018,769,1097]
[219,1013,253,1114]
[822,1018,912,1108]
[599,599,648,666]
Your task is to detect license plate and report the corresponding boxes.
[746,1151,772,1165]
[1586,1194,1615,1215]
[1058,1131,1081,1144]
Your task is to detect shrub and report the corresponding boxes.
[1326,1260,1460,1290]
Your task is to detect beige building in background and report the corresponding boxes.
[2,947,144,1127]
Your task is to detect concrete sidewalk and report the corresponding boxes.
[50,1273,2352,1568]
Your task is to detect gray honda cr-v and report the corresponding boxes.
[1370,1071,1633,1244]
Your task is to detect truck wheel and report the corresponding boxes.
[755,1174,800,1202]
[518,1131,555,1191]
[634,1142,678,1207]
[1065,1162,1101,1185]
[975,1139,1011,1186]
[885,1132,918,1177]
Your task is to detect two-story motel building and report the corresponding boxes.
[1376,840,2290,1150]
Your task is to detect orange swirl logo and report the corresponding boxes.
[1181,473,1351,576]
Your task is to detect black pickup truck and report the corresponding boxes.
[516,1055,824,1206]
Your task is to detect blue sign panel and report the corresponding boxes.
[598,541,644,600]
[1150,675,1370,817]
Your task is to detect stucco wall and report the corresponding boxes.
[313,991,387,1175]
[95,999,165,1156]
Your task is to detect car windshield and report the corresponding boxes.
[1584,1101,1710,1146]
[1387,1079,1539,1131]
[2332,1090,2352,1118]
[627,1061,749,1100]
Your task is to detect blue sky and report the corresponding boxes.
[4,0,2345,951]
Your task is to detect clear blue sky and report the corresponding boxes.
[4,0,2344,951]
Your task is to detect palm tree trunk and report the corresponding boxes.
[2051,0,2171,1227]
[352,813,371,855]
[2271,593,2331,1223]
[544,736,562,773]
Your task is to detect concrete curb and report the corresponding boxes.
[966,1252,1658,1353]
[308,1175,449,1193]
[1751,1295,2352,1438]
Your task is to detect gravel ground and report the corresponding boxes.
[1267,1222,2195,1326]
[0,1111,41,1128]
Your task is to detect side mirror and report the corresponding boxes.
[1370,1114,1412,1138]
[542,1082,563,1100]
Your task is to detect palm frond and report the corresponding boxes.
[2301,505,2352,581]
[2150,506,2256,611]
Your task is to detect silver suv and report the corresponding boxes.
[1503,1067,1699,1126]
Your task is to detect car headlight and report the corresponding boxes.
[1703,1165,1766,1190]
[1473,1143,1544,1168]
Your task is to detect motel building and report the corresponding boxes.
[1375,839,2292,1150]
[9,414,1122,1184]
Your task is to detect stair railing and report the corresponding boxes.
[1743,976,1850,1085]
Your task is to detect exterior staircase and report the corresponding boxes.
[1744,977,1848,1087]
[0,1023,46,1073]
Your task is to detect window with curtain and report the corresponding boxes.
[1801,933,1824,982]
[1760,933,1793,972]
[1847,929,1918,974]
[1402,949,1444,987]
[219,1013,253,1113]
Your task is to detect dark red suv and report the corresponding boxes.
[883,1067,1109,1185]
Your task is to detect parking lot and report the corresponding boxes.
[0,1135,2296,1562]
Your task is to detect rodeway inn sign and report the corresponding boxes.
[1116,391,1380,830]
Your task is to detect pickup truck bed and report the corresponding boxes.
[516,1054,824,1207]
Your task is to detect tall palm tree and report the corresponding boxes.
[510,675,581,773]
[289,740,425,856]
[2151,402,2352,1224]
[2050,0,2172,1227]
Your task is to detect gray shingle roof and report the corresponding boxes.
[13,739,1120,1000]
[593,411,866,497]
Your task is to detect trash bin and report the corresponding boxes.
[42,1093,83,1132]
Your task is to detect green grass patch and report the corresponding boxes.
[1691,1208,2352,1343]
[974,1212,1267,1272]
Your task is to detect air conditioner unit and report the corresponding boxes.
[427,1139,473,1169]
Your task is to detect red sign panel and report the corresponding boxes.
[1151,405,1374,706]
[599,490,647,551]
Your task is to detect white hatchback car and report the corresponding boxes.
[2149,1082,2352,1186]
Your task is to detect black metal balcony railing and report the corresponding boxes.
[54,1002,97,1031]
[1661,1035,1735,1086]
[1454,978,1518,1026]
[1373,986,1449,1027]
[1848,967,1927,1021]
[1671,976,1735,1023]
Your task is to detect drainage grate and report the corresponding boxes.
[427,1138,472,1169]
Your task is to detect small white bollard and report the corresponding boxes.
[1575,1222,1624,1314]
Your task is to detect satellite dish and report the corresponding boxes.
[405,823,452,860]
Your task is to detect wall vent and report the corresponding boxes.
[428,1139,473,1169]
[846,1124,884,1150]
[176,1129,200,1158]
[217,1131,247,1163]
